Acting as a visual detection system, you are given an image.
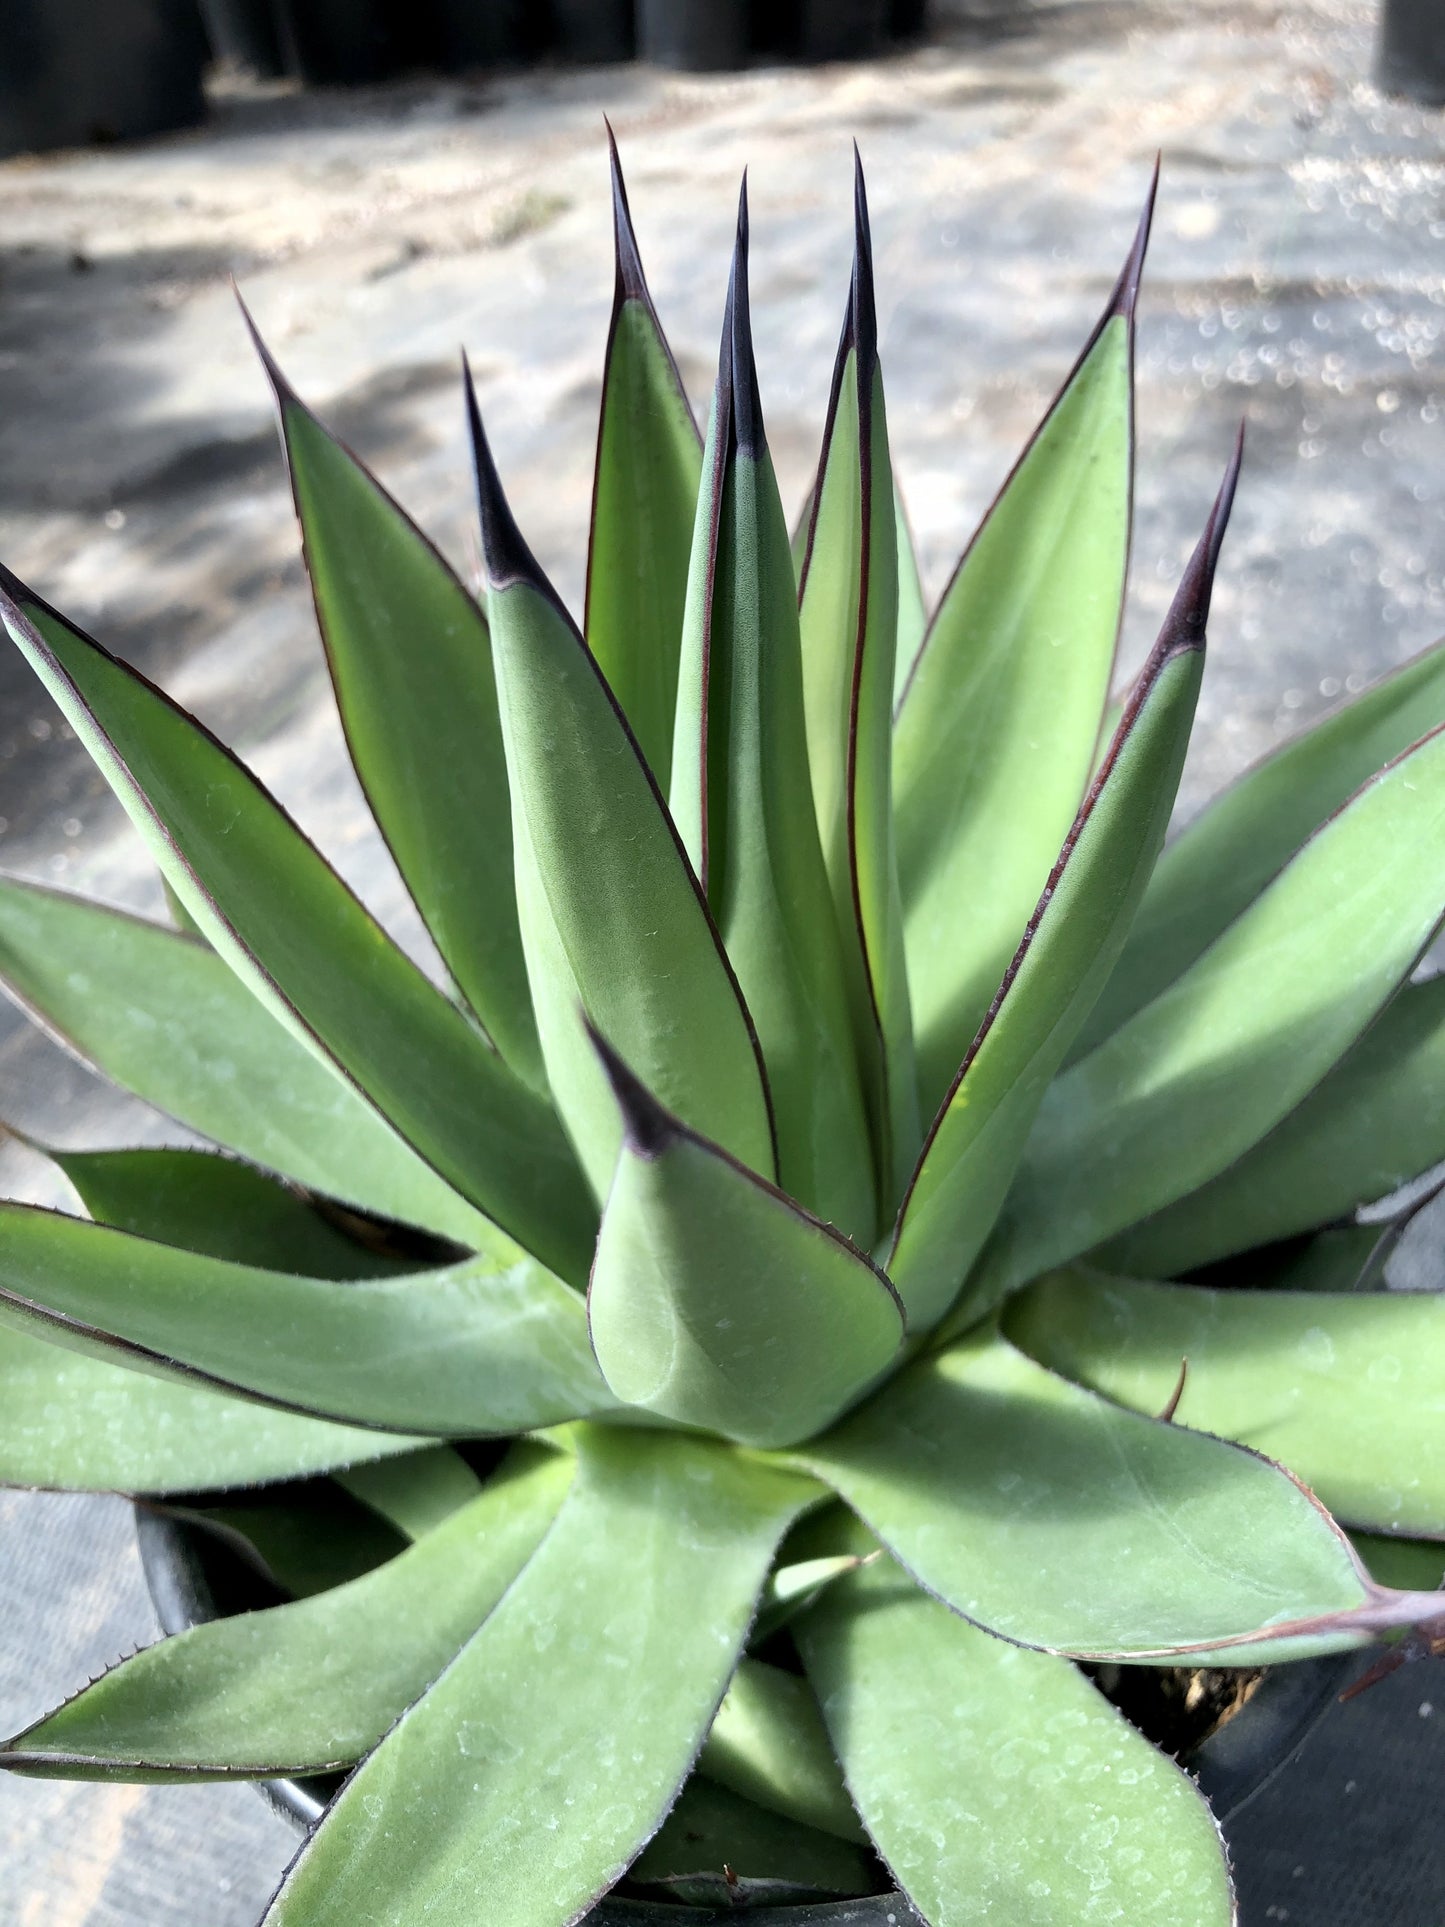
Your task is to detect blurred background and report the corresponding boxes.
[0,0,1442,1919]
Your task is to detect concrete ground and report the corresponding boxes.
[0,0,1442,1919]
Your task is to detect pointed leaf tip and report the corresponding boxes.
[724,175,766,461]
[606,122,649,307]
[584,1020,677,1161]
[850,146,878,372]
[1161,427,1243,655]
[464,358,567,619]
[232,286,296,411]
[1109,155,1161,323]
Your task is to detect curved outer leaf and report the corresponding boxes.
[51,1145,418,1279]
[336,1445,484,1541]
[1008,1269,1445,1536]
[668,184,875,1244]
[0,1322,427,1493]
[0,576,594,1285]
[1098,971,1445,1279]
[984,715,1445,1303]
[0,1203,616,1436]
[630,1773,878,1905]
[584,130,704,788]
[798,154,919,1208]
[892,173,1154,1113]
[465,371,775,1208]
[243,310,542,1088]
[698,1656,864,1845]
[586,1033,904,1448]
[796,1540,1235,1927]
[0,1446,572,1779]
[885,457,1228,1333]
[263,1429,818,1927]
[0,875,500,1253]
[795,1325,1442,1663]
[1076,631,1445,1059]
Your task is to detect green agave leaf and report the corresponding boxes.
[795,1538,1234,1927]
[1349,1531,1445,1593]
[1076,631,1445,1059]
[0,1202,615,1435]
[586,1032,904,1448]
[752,1548,876,1644]
[263,1429,818,1927]
[797,153,919,1206]
[584,130,704,788]
[669,183,875,1243]
[242,309,542,1088]
[160,873,204,939]
[893,172,1154,1113]
[1098,971,1445,1279]
[983,713,1445,1303]
[884,459,1226,1333]
[336,1445,484,1540]
[0,875,502,1253]
[51,1144,417,1279]
[0,1321,426,1493]
[891,475,928,706]
[1,1445,571,1779]
[699,1656,864,1845]
[0,576,593,1285]
[157,1482,406,1599]
[1206,1221,1395,1295]
[796,1324,1439,1662]
[465,368,774,1207]
[630,1775,879,1906]
[1008,1268,1445,1536]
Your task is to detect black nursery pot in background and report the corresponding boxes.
[0,0,209,160]
[1376,0,1445,104]
[137,1506,1356,1926]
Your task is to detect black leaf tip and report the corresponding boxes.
[1108,154,1161,325]
[850,143,878,372]
[462,353,554,604]
[232,283,298,412]
[1161,422,1245,657]
[606,120,649,307]
[584,1019,677,1161]
[725,173,766,461]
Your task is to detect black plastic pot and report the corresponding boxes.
[1376,0,1445,104]
[549,0,636,64]
[637,0,750,71]
[0,0,209,160]
[273,0,398,83]
[798,0,889,62]
[196,0,286,75]
[138,1506,1356,1920]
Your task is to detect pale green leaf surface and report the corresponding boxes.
[796,1544,1234,1927]
[52,1145,414,1279]
[336,1445,484,1540]
[160,873,204,938]
[894,306,1134,1111]
[629,1774,879,1904]
[669,204,875,1241]
[886,609,1205,1333]
[0,1204,615,1435]
[1098,972,1445,1278]
[265,359,542,1085]
[264,1430,817,1927]
[798,199,918,1205]
[1,1446,571,1778]
[891,477,928,706]
[699,1657,863,1844]
[1007,1269,1445,1535]
[0,1322,427,1493]
[0,876,504,1253]
[1076,632,1445,1058]
[587,1037,904,1448]
[1348,1531,1445,1593]
[985,719,1445,1300]
[0,581,593,1284]
[797,1326,1381,1661]
[585,141,703,787]
[469,383,773,1207]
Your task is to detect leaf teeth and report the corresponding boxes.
[1107,153,1161,324]
[605,119,650,308]
[850,143,878,374]
[1157,423,1244,658]
[583,1019,678,1160]
[723,174,766,462]
[463,355,568,622]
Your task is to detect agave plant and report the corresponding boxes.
[1,136,1443,1927]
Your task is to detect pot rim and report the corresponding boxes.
[134,1505,1356,1922]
